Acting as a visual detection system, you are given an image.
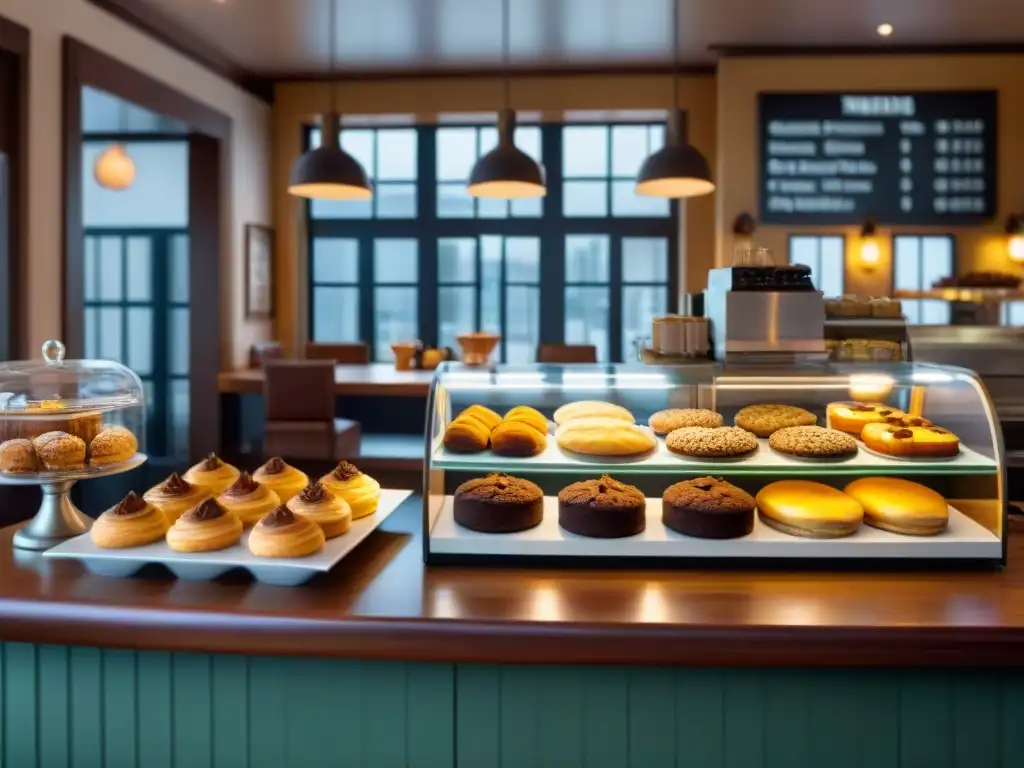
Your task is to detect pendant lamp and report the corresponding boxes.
[94,100,136,191]
[287,0,371,201]
[635,2,714,199]
[467,0,546,199]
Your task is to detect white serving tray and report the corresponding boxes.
[429,496,1001,559]
[432,438,997,476]
[44,489,412,586]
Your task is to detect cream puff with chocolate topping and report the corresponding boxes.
[248,506,325,558]
[319,461,380,519]
[166,498,243,553]
[183,453,240,496]
[216,471,281,526]
[286,480,351,538]
[252,456,308,503]
[143,472,209,521]
[91,491,170,549]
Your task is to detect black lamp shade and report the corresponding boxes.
[288,114,372,200]
[635,109,715,198]
[467,109,546,199]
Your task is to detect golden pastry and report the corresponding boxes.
[555,417,656,457]
[216,471,281,526]
[844,477,948,536]
[165,498,243,553]
[286,480,352,538]
[183,453,240,496]
[553,401,634,427]
[0,438,38,473]
[319,461,381,519]
[826,402,906,436]
[89,426,138,465]
[490,421,547,457]
[756,480,863,539]
[33,431,86,470]
[502,406,549,435]
[248,506,326,558]
[443,416,490,453]
[143,472,209,522]
[459,404,502,431]
[252,456,308,503]
[90,491,170,549]
[860,421,960,458]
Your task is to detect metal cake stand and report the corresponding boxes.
[5,453,148,551]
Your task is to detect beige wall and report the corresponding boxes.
[3,0,271,368]
[715,55,1024,296]
[272,75,718,356]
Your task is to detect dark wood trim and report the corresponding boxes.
[0,14,29,57]
[712,42,1024,58]
[83,0,273,103]
[269,63,718,83]
[63,36,229,462]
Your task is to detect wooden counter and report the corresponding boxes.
[2,499,1024,666]
[217,363,435,397]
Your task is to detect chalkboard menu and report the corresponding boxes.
[758,91,997,225]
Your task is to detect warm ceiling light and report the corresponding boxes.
[467,109,546,199]
[877,23,894,37]
[859,220,880,269]
[636,109,715,198]
[1006,214,1024,262]
[288,114,372,200]
[94,144,136,191]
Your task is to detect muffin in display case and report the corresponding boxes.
[0,340,147,550]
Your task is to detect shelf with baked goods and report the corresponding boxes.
[428,496,1001,560]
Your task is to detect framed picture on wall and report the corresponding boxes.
[245,223,274,318]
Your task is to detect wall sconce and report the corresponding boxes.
[1006,214,1024,262]
[859,220,880,270]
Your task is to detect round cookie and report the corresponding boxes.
[453,473,544,533]
[664,426,758,459]
[662,477,755,539]
[558,475,646,538]
[648,408,723,435]
[768,426,858,460]
[734,404,816,438]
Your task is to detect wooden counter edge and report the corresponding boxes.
[3,598,1024,666]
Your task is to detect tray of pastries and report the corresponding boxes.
[45,455,411,586]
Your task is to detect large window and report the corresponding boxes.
[788,235,844,296]
[892,235,954,324]
[307,121,678,362]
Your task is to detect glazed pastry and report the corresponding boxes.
[490,421,547,457]
[143,472,209,522]
[90,491,170,549]
[319,461,380,519]
[555,417,656,457]
[502,406,549,435]
[216,471,281,526]
[768,426,858,460]
[553,401,634,427]
[648,408,723,435]
[558,475,646,538]
[826,402,906,436]
[248,506,326,558]
[287,480,351,538]
[443,416,490,453]
[453,473,544,533]
[89,426,138,465]
[662,477,755,539]
[183,453,240,496]
[0,438,37,473]
[665,426,758,459]
[33,431,86,470]
[165,497,243,553]
[756,480,863,539]
[844,477,949,536]
[252,456,309,503]
[459,404,502,432]
[734,404,816,438]
[860,421,960,458]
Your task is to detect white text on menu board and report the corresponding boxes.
[764,95,986,216]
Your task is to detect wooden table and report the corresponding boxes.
[217,363,436,397]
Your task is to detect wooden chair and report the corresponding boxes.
[263,360,361,460]
[536,344,598,364]
[305,342,370,364]
[249,341,284,368]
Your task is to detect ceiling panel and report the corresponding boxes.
[131,0,1024,74]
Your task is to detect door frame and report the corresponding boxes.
[62,37,230,462]
[0,15,29,361]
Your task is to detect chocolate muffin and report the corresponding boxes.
[662,477,755,539]
[558,475,646,538]
[453,473,544,533]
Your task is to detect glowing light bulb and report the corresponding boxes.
[1009,234,1024,262]
[877,23,894,37]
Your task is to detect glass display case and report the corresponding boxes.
[0,340,147,550]
[423,361,1005,565]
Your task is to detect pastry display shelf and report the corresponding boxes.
[431,440,997,477]
[429,497,1001,560]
